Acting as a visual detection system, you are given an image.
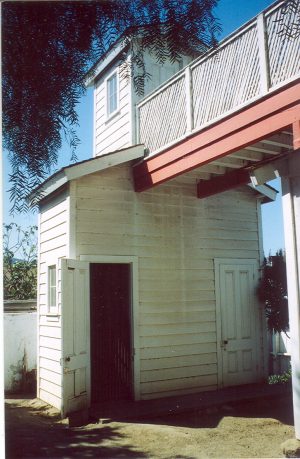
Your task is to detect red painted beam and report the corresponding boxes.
[197,168,251,199]
[133,79,300,192]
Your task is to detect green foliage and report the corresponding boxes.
[3,223,38,300]
[268,367,291,385]
[258,250,289,335]
[3,0,220,213]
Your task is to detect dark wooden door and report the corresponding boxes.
[90,263,132,402]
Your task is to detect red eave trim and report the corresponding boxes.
[133,79,300,191]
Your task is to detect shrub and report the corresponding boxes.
[3,223,37,300]
[268,367,291,385]
[258,250,289,335]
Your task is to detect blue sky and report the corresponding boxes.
[3,0,285,255]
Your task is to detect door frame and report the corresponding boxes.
[214,258,261,388]
[80,254,140,401]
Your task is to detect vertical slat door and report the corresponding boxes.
[90,263,132,402]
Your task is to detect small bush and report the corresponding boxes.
[268,367,291,385]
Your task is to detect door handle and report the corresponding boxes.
[65,356,71,362]
[221,340,228,349]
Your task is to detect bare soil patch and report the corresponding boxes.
[5,392,294,458]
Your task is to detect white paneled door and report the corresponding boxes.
[215,259,262,387]
[60,259,90,417]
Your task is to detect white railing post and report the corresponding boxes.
[257,13,270,94]
[135,104,140,145]
[185,66,193,134]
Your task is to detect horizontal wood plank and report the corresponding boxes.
[141,353,217,371]
[141,374,217,395]
[140,332,216,348]
[40,378,61,398]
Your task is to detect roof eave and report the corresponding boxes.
[28,144,145,205]
[84,39,127,87]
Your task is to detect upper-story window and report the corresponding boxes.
[106,71,119,118]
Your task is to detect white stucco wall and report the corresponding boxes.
[4,312,37,392]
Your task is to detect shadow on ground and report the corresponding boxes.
[5,399,147,458]
[5,391,294,459]
[143,392,294,429]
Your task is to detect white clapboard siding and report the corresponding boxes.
[140,311,215,325]
[94,59,131,156]
[140,322,216,337]
[95,111,131,152]
[39,357,61,373]
[140,342,217,360]
[39,368,61,386]
[140,333,216,348]
[40,336,61,351]
[40,209,67,228]
[40,247,68,264]
[141,352,217,371]
[39,389,61,410]
[38,196,68,409]
[40,379,61,398]
[39,347,61,361]
[74,163,260,399]
[40,325,61,339]
[141,384,217,400]
[141,374,218,397]
[141,363,217,383]
[139,301,216,313]
[40,222,68,243]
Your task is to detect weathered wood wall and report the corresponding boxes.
[37,193,69,409]
[73,164,262,399]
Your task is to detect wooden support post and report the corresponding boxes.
[293,120,300,150]
[282,167,300,440]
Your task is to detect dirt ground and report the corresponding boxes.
[5,392,295,458]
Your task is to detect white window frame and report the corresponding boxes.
[105,69,119,120]
[47,264,58,316]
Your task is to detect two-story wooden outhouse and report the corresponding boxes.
[32,19,283,417]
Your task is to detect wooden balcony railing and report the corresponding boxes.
[136,0,300,156]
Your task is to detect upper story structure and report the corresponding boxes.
[85,34,196,157]
[85,0,299,167]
